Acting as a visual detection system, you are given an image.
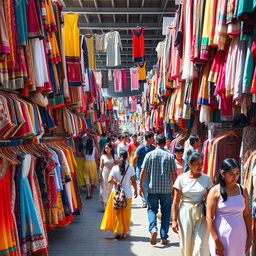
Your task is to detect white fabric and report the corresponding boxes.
[117,142,128,157]
[104,31,122,67]
[173,173,213,202]
[30,38,50,90]
[85,147,96,161]
[110,164,135,198]
[181,0,193,80]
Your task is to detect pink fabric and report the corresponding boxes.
[121,69,127,88]
[113,69,122,92]
[131,96,137,112]
[130,67,140,91]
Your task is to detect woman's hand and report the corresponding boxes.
[215,238,224,256]
[116,182,122,187]
[245,236,252,254]
[134,190,138,198]
[172,220,179,233]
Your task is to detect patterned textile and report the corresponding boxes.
[141,147,177,194]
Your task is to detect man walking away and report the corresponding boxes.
[133,132,155,208]
[140,134,177,246]
[183,135,201,172]
[99,133,108,153]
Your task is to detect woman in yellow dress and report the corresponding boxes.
[100,151,137,239]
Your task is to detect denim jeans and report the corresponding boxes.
[147,193,172,240]
[136,167,148,203]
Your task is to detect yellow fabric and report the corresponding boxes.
[201,0,211,42]
[84,160,98,185]
[100,192,132,234]
[75,157,86,186]
[62,14,80,57]
[138,62,146,81]
[85,35,96,69]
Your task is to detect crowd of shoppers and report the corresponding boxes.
[74,130,252,256]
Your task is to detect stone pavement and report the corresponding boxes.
[48,188,181,256]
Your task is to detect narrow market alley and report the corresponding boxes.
[48,189,180,256]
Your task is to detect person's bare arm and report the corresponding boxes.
[139,168,147,196]
[243,187,252,254]
[133,154,139,168]
[206,186,224,256]
[131,175,138,198]
[171,188,182,233]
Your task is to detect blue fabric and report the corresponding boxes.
[18,154,42,240]
[147,193,172,239]
[135,144,156,171]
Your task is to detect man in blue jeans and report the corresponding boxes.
[140,134,177,245]
[133,132,155,208]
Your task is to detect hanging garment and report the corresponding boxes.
[95,71,102,89]
[95,33,105,52]
[121,69,127,88]
[108,69,112,81]
[104,31,122,67]
[137,62,146,82]
[62,13,82,87]
[130,67,140,91]
[131,96,137,112]
[113,69,123,92]
[101,70,109,88]
[0,160,20,256]
[85,34,96,69]
[131,27,145,63]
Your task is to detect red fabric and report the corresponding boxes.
[131,27,145,59]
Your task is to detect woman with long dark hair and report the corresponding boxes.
[84,137,98,199]
[99,143,118,211]
[172,152,213,255]
[207,158,252,256]
[100,151,137,239]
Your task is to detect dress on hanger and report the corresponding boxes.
[131,27,145,63]
[104,31,122,67]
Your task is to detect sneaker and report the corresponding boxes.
[160,239,168,245]
[142,203,147,208]
[150,230,157,245]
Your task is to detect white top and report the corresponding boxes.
[101,154,117,169]
[104,31,122,67]
[110,164,135,198]
[117,142,128,157]
[85,147,96,161]
[173,173,213,202]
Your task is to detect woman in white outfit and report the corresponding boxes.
[172,152,213,256]
[99,143,118,210]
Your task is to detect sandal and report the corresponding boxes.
[122,233,128,239]
[114,234,122,240]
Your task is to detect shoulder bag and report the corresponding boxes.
[113,165,129,210]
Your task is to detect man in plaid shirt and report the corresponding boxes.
[140,134,177,246]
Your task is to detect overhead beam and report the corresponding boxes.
[62,7,176,15]
[79,23,162,30]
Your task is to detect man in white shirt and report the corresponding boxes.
[117,135,128,157]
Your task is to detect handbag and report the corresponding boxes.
[113,165,129,210]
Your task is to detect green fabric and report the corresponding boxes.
[99,137,107,153]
